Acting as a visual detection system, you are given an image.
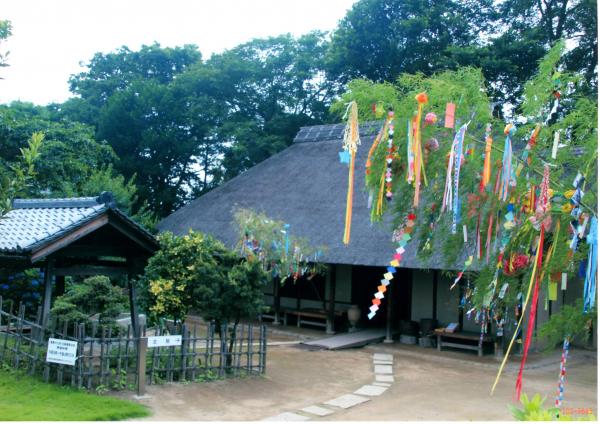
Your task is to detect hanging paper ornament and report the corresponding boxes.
[515,124,541,177]
[367,213,417,319]
[425,137,439,152]
[499,124,515,202]
[366,113,393,177]
[479,124,493,193]
[444,103,456,129]
[413,93,428,207]
[583,216,597,313]
[424,112,437,126]
[555,338,570,408]
[385,113,396,201]
[491,227,545,396]
[441,124,468,235]
[515,227,545,400]
[341,101,361,245]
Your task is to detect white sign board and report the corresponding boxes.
[148,335,182,348]
[46,338,78,366]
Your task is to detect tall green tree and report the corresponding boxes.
[326,0,495,83]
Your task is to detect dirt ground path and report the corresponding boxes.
[125,340,597,421]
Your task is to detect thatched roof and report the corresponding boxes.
[159,122,468,269]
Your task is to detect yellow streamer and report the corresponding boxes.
[490,231,544,395]
[342,101,360,245]
[413,93,427,207]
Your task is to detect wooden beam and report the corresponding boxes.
[54,265,128,277]
[41,258,55,327]
[53,244,135,259]
[326,265,336,335]
[108,216,156,254]
[384,275,394,343]
[31,215,109,263]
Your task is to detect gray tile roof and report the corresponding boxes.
[0,197,108,253]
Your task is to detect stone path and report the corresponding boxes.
[262,352,395,421]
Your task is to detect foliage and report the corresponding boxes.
[0,131,43,217]
[54,36,336,216]
[335,42,597,341]
[233,208,325,281]
[510,393,596,421]
[0,102,114,197]
[0,368,149,421]
[138,231,268,325]
[0,19,11,73]
[539,300,596,349]
[51,276,128,331]
[0,269,43,310]
[326,0,494,83]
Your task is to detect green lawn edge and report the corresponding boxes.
[0,369,150,421]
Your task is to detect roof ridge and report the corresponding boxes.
[293,120,384,143]
[12,192,115,209]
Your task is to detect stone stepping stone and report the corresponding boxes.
[372,382,392,387]
[374,364,393,374]
[375,374,394,383]
[324,394,370,409]
[300,405,334,417]
[264,412,311,421]
[373,360,393,365]
[354,384,388,396]
[373,353,393,361]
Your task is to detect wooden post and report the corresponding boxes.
[326,265,336,335]
[432,270,438,321]
[136,336,148,397]
[273,277,281,325]
[41,258,55,327]
[55,275,65,297]
[384,277,394,343]
[127,275,140,338]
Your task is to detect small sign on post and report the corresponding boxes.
[46,338,78,366]
[147,335,182,348]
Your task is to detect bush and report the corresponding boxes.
[51,275,127,334]
[137,231,268,326]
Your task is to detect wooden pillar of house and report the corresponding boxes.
[432,270,438,321]
[458,281,464,332]
[127,257,141,338]
[41,257,55,327]
[273,277,281,325]
[55,275,65,297]
[384,279,394,343]
[326,265,336,335]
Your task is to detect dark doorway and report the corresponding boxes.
[351,265,412,329]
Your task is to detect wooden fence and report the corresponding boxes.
[0,297,267,394]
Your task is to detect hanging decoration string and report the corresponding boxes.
[413,92,428,207]
[499,124,516,202]
[479,123,493,193]
[555,337,570,408]
[491,226,545,395]
[341,101,360,245]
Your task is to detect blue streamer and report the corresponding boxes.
[451,124,467,234]
[584,217,597,313]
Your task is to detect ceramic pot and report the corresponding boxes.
[347,305,361,330]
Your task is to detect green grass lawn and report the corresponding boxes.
[0,369,150,421]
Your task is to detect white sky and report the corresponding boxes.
[1,0,357,105]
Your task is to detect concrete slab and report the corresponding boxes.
[300,405,335,417]
[374,364,393,374]
[373,353,394,361]
[324,394,371,409]
[354,385,388,396]
[263,412,311,421]
[372,382,392,387]
[375,374,395,383]
[302,329,386,350]
[373,360,394,365]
